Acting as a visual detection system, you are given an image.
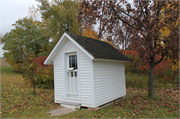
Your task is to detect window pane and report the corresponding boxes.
[75,63,78,69]
[72,55,75,59]
[71,72,73,77]
[72,58,75,68]
[69,54,77,69]
[69,58,71,68]
[75,72,77,77]
[75,55,77,69]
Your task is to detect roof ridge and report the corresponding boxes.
[66,32,111,45]
[45,32,131,65]
[66,32,130,61]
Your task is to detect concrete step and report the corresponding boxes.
[60,102,81,109]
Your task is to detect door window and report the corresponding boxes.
[69,54,78,69]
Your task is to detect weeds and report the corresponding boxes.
[125,72,178,88]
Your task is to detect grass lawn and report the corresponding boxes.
[1,66,60,118]
[58,88,179,118]
[1,66,179,118]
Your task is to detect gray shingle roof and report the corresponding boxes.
[66,32,131,61]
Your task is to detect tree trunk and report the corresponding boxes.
[148,61,155,98]
[32,80,36,94]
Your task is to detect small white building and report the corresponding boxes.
[44,32,130,108]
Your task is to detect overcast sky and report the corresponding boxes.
[0,0,134,36]
[0,0,40,35]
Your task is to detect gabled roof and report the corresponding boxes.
[44,32,130,65]
[66,32,130,61]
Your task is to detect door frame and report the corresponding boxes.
[64,51,80,100]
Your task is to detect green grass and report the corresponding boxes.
[1,66,179,118]
[126,72,149,88]
[57,87,179,118]
[1,66,60,118]
[1,66,15,74]
[125,72,177,88]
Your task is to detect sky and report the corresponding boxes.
[0,0,134,36]
[0,0,41,35]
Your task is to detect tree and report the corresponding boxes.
[27,5,42,21]
[37,0,81,44]
[22,54,38,94]
[79,0,179,98]
[114,25,133,50]
[159,2,179,87]
[82,26,98,39]
[1,17,49,67]
[28,5,54,56]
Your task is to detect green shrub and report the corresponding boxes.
[125,72,149,88]
[22,54,54,90]
[121,50,179,88]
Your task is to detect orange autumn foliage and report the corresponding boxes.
[82,26,98,39]
[120,50,173,82]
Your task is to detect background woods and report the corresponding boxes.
[38,0,81,44]
[1,0,179,96]
[1,0,179,118]
[2,0,82,91]
[79,0,179,98]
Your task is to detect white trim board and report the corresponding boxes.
[44,32,94,65]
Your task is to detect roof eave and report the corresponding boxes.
[44,60,53,65]
[44,32,67,65]
[44,32,94,65]
[93,58,131,62]
[65,33,94,60]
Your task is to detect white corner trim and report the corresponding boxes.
[91,60,95,107]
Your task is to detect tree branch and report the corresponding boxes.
[111,7,142,31]
[119,9,147,29]
[150,1,165,30]
[138,0,149,24]
[161,4,179,14]
[99,1,143,31]
[154,47,168,66]
[154,53,165,66]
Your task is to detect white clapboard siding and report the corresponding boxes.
[45,32,128,108]
[93,60,126,107]
[65,42,75,52]
[54,54,64,102]
[79,51,92,103]
[54,39,93,106]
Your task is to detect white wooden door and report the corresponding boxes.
[66,71,78,94]
[65,54,78,98]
